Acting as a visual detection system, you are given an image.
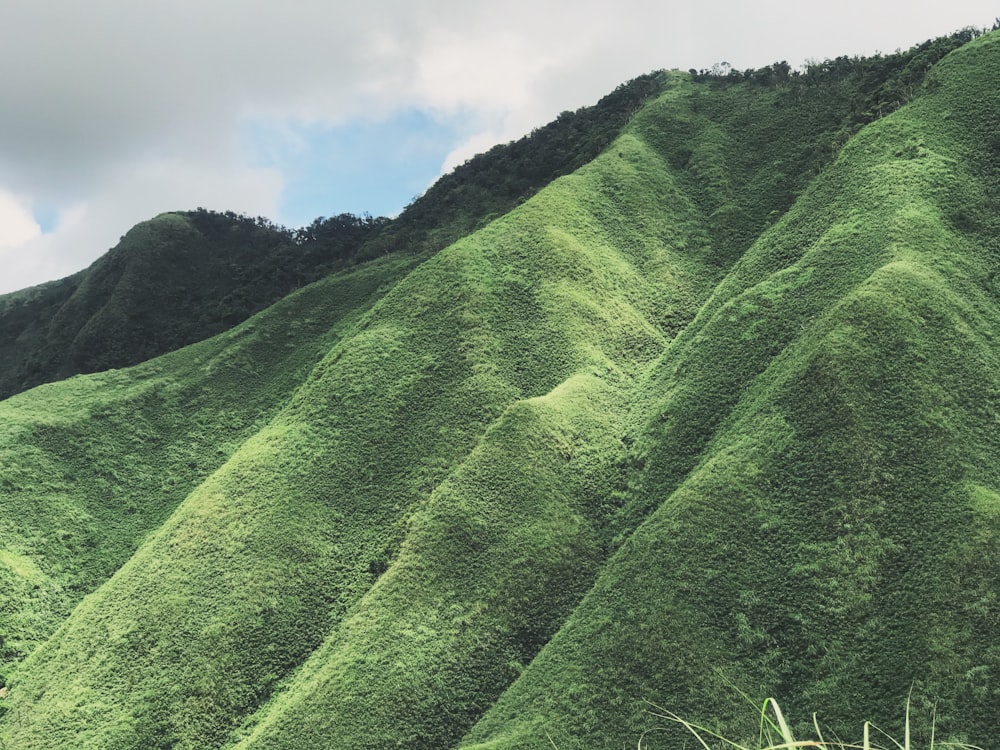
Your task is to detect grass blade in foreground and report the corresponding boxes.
[644,698,986,750]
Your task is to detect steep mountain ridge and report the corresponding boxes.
[1,27,999,749]
[461,28,1000,747]
[0,86,719,749]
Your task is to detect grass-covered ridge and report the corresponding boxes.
[0,254,419,675]
[459,29,1000,748]
[1,27,999,750]
[0,86,721,748]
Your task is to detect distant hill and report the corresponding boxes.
[0,210,382,399]
[1,26,998,750]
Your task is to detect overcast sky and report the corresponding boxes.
[0,1,996,294]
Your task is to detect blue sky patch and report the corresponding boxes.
[32,203,60,233]
[241,110,469,228]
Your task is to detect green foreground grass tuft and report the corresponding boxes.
[646,697,984,750]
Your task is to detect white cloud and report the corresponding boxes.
[0,191,41,249]
[0,0,996,294]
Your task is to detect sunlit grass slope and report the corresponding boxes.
[1,29,998,750]
[0,119,715,748]
[459,31,1000,749]
[0,254,417,676]
[221,68,903,750]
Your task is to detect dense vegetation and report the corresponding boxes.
[355,72,666,259]
[689,25,990,124]
[0,211,385,400]
[1,26,1000,750]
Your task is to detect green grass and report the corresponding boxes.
[646,696,984,750]
[1,28,1000,750]
[457,30,1000,750]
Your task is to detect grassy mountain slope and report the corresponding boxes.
[0,27,998,750]
[0,98,719,748]
[0,254,418,675]
[223,67,936,750]
[223,133,713,750]
[459,30,1000,748]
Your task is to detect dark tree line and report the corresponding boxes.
[688,26,990,123]
[357,72,666,259]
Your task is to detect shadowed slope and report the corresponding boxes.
[0,212,376,399]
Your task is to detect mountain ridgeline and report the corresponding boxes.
[0,71,664,402]
[1,27,999,749]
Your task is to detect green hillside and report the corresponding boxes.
[1,26,999,750]
[0,210,388,400]
[461,29,1000,748]
[0,253,419,671]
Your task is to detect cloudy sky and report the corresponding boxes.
[0,0,996,294]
